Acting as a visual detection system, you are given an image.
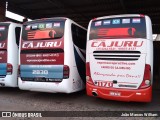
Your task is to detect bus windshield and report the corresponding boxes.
[89,17,146,40]
[22,21,65,40]
[0,23,9,41]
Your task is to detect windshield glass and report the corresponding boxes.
[89,17,146,40]
[0,23,9,41]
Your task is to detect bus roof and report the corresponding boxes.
[24,17,69,25]
[92,14,145,21]
[23,17,86,30]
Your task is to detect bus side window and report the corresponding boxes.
[71,24,87,50]
[15,27,21,47]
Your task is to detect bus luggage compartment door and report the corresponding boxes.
[0,63,7,77]
[20,65,64,82]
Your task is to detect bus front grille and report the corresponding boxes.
[93,51,141,61]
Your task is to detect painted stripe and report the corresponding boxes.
[118,82,138,84]
[93,53,140,56]
[93,51,141,54]
[94,56,139,59]
[93,55,140,57]
[95,80,138,84]
[21,49,64,54]
[95,58,138,61]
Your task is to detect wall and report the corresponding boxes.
[153,41,160,90]
[0,1,6,22]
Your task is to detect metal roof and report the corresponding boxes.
[7,0,160,33]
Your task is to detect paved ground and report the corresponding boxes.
[0,88,159,120]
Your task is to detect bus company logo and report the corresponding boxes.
[132,18,141,23]
[54,23,60,27]
[46,23,52,28]
[0,43,5,48]
[25,25,30,30]
[38,24,45,29]
[22,41,62,48]
[122,19,130,24]
[91,41,143,47]
[32,25,38,30]
[103,20,111,25]
[112,19,120,24]
[95,21,102,26]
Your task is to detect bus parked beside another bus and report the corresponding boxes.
[18,17,87,93]
[0,22,22,87]
[86,14,153,102]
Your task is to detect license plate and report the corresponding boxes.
[34,77,46,82]
[109,91,121,96]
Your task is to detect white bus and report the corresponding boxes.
[0,22,21,87]
[86,14,153,102]
[18,17,87,93]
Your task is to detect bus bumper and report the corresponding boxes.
[18,78,84,93]
[86,83,152,102]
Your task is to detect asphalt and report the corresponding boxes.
[0,88,159,120]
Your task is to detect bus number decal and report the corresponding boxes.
[32,70,48,75]
[95,81,113,88]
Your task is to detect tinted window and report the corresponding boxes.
[71,24,87,49]
[15,27,21,46]
[0,23,9,41]
[89,17,146,40]
[22,21,65,40]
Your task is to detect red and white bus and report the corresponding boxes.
[18,17,86,93]
[86,14,153,102]
[0,22,21,87]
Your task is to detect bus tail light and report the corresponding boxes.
[139,64,151,89]
[7,63,13,75]
[92,18,97,21]
[140,14,145,17]
[63,65,69,79]
[86,62,94,85]
[86,76,94,85]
